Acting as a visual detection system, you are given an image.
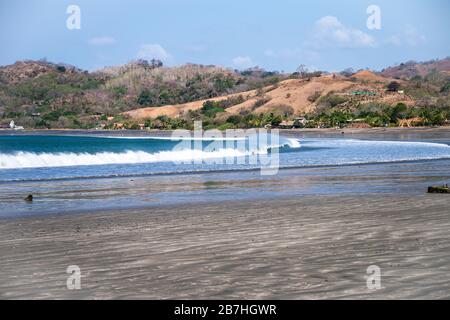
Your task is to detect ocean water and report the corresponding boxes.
[1,134,450,217]
[0,134,449,181]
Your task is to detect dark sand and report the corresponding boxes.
[1,193,450,299]
[2,126,450,139]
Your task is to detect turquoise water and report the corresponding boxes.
[0,134,450,182]
[1,133,450,217]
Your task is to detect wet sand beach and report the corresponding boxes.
[1,193,450,299]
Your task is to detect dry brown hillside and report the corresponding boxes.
[0,61,58,84]
[351,70,390,83]
[124,71,413,120]
[380,57,450,79]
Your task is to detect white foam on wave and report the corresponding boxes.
[0,149,246,169]
[283,137,302,148]
[1,137,450,173]
[0,135,301,169]
[7,138,448,171]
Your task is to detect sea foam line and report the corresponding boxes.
[0,149,244,169]
[0,139,299,169]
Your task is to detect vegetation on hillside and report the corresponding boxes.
[0,58,449,130]
[0,60,287,129]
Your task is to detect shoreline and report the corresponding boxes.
[1,156,449,220]
[1,126,450,137]
[1,156,449,185]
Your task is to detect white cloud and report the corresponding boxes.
[232,56,254,69]
[309,16,376,48]
[137,44,172,63]
[88,36,116,46]
[387,25,426,47]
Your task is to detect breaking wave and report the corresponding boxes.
[0,137,301,169]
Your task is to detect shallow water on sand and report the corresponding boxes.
[1,159,449,218]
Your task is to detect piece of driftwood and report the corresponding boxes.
[428,185,449,194]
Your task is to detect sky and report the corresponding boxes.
[1,0,449,72]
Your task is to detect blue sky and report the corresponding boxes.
[1,0,449,72]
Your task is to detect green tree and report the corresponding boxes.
[137,90,153,105]
[388,103,408,123]
[387,81,400,92]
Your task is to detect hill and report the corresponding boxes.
[351,70,390,83]
[0,58,449,130]
[125,76,355,119]
[0,60,286,129]
[380,57,450,79]
[124,72,416,120]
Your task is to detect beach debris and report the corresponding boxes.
[24,194,33,202]
[428,185,449,194]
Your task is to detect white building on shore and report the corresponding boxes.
[9,120,24,130]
